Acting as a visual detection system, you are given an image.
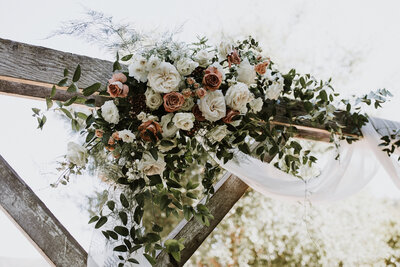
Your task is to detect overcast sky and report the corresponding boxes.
[1,0,400,265]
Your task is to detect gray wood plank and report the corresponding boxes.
[0,38,114,88]
[0,155,88,267]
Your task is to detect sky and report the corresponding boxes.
[0,0,400,265]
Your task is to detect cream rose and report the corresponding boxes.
[172,112,195,131]
[180,97,195,111]
[218,41,234,58]
[101,100,119,124]
[265,81,284,100]
[208,125,230,143]
[147,62,181,93]
[249,97,264,113]
[146,55,161,71]
[194,49,213,67]
[237,58,256,85]
[199,90,226,122]
[145,88,163,110]
[225,82,251,111]
[138,152,166,176]
[176,58,199,76]
[118,129,135,143]
[160,113,178,138]
[66,142,87,167]
[128,55,148,83]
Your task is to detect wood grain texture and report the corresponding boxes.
[0,155,88,267]
[0,77,107,106]
[0,38,114,88]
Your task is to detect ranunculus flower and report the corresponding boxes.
[176,57,199,76]
[199,90,226,122]
[138,152,166,176]
[237,58,257,85]
[163,92,185,112]
[222,109,240,123]
[101,100,119,124]
[138,120,162,142]
[249,97,264,113]
[172,112,195,131]
[66,142,88,167]
[225,82,251,111]
[145,88,163,110]
[147,62,181,93]
[227,49,241,68]
[118,129,135,143]
[202,66,223,91]
[180,97,195,111]
[160,113,178,138]
[192,104,206,121]
[194,49,213,67]
[265,81,284,100]
[254,61,270,75]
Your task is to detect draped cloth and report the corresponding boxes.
[87,117,400,266]
[214,117,400,203]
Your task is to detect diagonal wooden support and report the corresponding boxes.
[0,155,88,267]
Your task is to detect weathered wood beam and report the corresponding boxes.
[155,173,249,266]
[0,155,88,267]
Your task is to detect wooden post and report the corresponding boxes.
[0,155,88,267]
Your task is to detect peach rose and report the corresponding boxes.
[222,109,240,123]
[227,49,241,68]
[195,88,207,98]
[182,89,192,98]
[107,82,129,98]
[254,61,270,75]
[163,92,185,112]
[112,132,121,141]
[95,129,103,138]
[109,73,127,84]
[108,137,115,145]
[138,120,163,142]
[202,66,223,91]
[192,104,206,121]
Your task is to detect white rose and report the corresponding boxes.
[249,97,264,113]
[146,55,161,71]
[66,142,87,167]
[180,97,195,111]
[118,129,135,143]
[128,55,149,83]
[194,49,213,67]
[208,125,230,143]
[199,90,226,122]
[172,112,195,131]
[145,88,163,110]
[147,62,181,93]
[101,100,119,124]
[265,81,283,100]
[237,58,256,85]
[219,41,234,58]
[160,113,178,138]
[137,112,147,121]
[225,82,251,111]
[176,58,199,76]
[138,152,166,176]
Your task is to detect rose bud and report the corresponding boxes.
[182,89,192,98]
[105,145,115,151]
[95,129,104,138]
[254,61,270,75]
[193,83,200,89]
[227,49,241,68]
[222,109,240,123]
[202,66,223,91]
[138,120,163,142]
[108,137,115,145]
[163,92,185,112]
[112,132,121,141]
[186,77,195,85]
[195,88,207,98]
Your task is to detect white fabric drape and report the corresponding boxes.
[214,117,400,203]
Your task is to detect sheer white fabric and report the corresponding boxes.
[214,117,400,203]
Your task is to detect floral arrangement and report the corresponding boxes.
[32,36,391,265]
